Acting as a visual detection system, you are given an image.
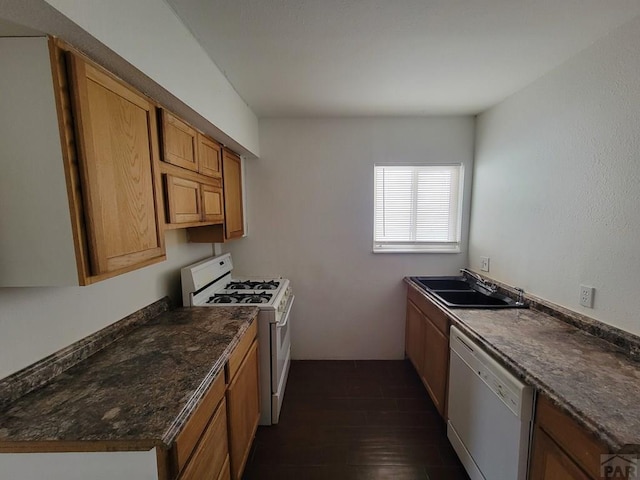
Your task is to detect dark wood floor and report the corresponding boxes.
[242,360,469,480]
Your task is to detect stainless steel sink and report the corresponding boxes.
[410,276,526,309]
[433,290,519,307]
[413,276,473,291]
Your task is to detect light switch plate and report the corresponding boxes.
[480,256,490,272]
[579,285,594,308]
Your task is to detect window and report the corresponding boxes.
[373,164,463,253]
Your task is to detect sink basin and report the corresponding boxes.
[409,275,526,309]
[413,276,473,291]
[433,290,518,308]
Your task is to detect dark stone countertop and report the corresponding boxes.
[0,306,259,450]
[404,277,640,454]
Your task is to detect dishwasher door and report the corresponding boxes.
[447,326,534,480]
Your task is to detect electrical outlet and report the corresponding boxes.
[480,256,490,272]
[579,285,595,308]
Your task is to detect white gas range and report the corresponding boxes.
[181,253,293,425]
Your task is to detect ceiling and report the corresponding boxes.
[165,0,640,117]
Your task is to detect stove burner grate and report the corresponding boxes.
[240,294,271,304]
[208,294,239,304]
[207,292,273,304]
[226,280,280,290]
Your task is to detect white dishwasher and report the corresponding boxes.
[447,326,534,480]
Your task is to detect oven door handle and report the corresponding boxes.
[276,295,294,328]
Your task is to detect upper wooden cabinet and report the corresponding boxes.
[198,134,223,178]
[222,149,245,240]
[158,109,226,229]
[0,37,165,286]
[161,111,199,172]
[187,148,245,243]
[67,54,165,277]
[202,183,225,224]
[164,174,202,225]
[160,109,223,179]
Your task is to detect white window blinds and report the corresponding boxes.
[374,165,463,253]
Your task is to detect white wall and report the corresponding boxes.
[469,15,640,335]
[0,230,212,379]
[226,117,475,359]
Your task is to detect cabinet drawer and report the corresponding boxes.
[535,395,608,478]
[407,285,450,336]
[226,320,257,383]
[161,110,198,172]
[165,174,202,224]
[174,372,226,473]
[180,397,229,480]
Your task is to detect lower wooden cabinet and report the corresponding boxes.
[405,300,425,372]
[0,320,259,480]
[529,395,613,480]
[164,321,259,480]
[216,456,231,480]
[226,339,260,480]
[405,284,450,418]
[422,316,448,416]
[180,399,229,480]
[530,427,592,480]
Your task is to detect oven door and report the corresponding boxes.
[270,295,293,423]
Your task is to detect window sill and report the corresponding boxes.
[372,246,461,254]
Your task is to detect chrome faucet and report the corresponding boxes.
[460,268,498,293]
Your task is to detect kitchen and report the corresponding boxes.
[1,0,640,479]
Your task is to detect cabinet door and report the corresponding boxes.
[199,134,222,178]
[180,399,229,480]
[226,340,260,480]
[222,150,244,240]
[216,456,231,480]
[68,55,165,276]
[202,184,224,224]
[530,427,593,480]
[422,317,449,418]
[162,111,199,172]
[165,175,202,224]
[405,301,425,372]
